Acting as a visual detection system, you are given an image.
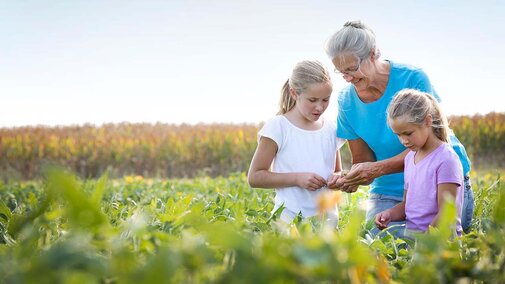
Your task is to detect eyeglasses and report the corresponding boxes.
[333,58,362,76]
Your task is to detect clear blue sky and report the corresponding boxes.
[1,0,504,127]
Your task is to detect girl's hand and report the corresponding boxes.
[329,171,358,193]
[296,173,327,191]
[327,171,345,190]
[375,210,392,230]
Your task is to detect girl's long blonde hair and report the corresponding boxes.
[278,60,331,114]
[387,89,450,142]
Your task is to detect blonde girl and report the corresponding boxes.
[375,89,464,236]
[248,60,346,226]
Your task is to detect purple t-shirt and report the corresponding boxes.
[404,143,464,235]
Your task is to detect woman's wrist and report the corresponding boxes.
[373,160,388,178]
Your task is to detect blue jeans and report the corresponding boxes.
[366,193,405,238]
[462,175,474,232]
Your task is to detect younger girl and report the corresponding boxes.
[375,89,464,236]
[248,60,346,227]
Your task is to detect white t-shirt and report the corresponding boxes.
[258,115,346,219]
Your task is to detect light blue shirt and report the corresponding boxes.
[336,61,471,197]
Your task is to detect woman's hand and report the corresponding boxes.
[336,139,379,193]
[338,162,379,187]
[338,183,359,193]
[327,171,345,190]
[296,173,327,191]
[375,210,392,230]
[328,170,359,192]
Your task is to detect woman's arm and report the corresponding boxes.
[348,138,376,164]
[338,138,408,191]
[335,138,375,192]
[373,149,408,176]
[247,137,327,191]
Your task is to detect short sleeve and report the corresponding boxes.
[258,116,284,149]
[437,154,463,186]
[336,105,358,140]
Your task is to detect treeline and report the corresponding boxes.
[450,112,505,168]
[1,113,504,180]
[0,123,257,180]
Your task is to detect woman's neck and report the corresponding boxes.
[358,60,390,102]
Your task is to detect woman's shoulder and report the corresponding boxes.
[389,60,422,71]
[336,85,355,107]
[389,60,432,90]
[390,60,429,77]
[338,84,354,96]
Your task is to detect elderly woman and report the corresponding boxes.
[325,20,474,234]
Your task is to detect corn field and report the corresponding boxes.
[1,112,504,180]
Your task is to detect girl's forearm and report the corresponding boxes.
[388,202,407,222]
[248,170,299,189]
[334,150,343,172]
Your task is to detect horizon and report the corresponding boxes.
[2,1,504,128]
[1,111,503,130]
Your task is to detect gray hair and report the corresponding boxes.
[278,60,331,114]
[387,89,450,143]
[325,20,380,61]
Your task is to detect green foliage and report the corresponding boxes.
[0,170,503,283]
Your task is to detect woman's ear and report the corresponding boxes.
[369,49,376,62]
[371,48,381,61]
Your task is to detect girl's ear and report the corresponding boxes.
[425,114,433,127]
[289,88,298,101]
